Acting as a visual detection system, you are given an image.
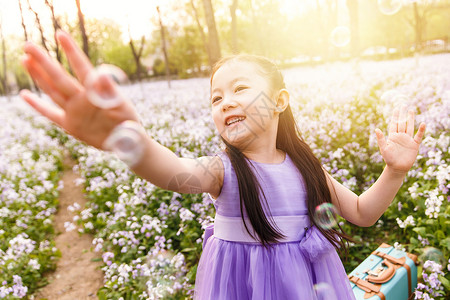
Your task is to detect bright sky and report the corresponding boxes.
[0,0,341,41]
[0,0,168,40]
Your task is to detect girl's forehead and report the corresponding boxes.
[211,60,262,86]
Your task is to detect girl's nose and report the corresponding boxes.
[221,97,238,112]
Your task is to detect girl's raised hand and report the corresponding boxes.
[20,30,140,150]
[375,105,426,174]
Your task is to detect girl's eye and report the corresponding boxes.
[235,86,248,93]
[212,96,222,104]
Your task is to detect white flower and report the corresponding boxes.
[64,222,77,232]
[179,208,194,222]
[396,216,415,228]
[394,242,406,252]
[424,189,443,219]
[28,259,40,270]
[68,202,81,212]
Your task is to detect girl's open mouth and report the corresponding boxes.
[225,116,246,127]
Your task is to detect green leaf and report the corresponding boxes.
[90,258,102,262]
[439,275,450,290]
[425,219,436,226]
[98,289,107,300]
[439,237,450,250]
[413,227,427,236]
[435,230,445,240]
[181,247,196,252]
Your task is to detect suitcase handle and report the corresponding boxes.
[366,260,396,284]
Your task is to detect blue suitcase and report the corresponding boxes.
[348,243,418,300]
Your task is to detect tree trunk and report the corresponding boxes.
[0,19,8,96]
[413,2,422,51]
[18,0,29,41]
[75,0,89,58]
[190,0,212,67]
[129,32,146,82]
[27,0,50,54]
[230,0,239,54]
[347,0,359,57]
[202,0,221,65]
[18,0,39,94]
[45,0,62,62]
[156,6,171,89]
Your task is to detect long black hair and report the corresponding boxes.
[211,54,350,251]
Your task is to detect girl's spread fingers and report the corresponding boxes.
[388,107,399,135]
[56,30,93,85]
[23,42,81,97]
[22,55,67,108]
[406,109,414,136]
[414,123,426,144]
[20,89,65,127]
[397,105,407,133]
[375,128,386,151]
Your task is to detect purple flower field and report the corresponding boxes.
[1,53,449,299]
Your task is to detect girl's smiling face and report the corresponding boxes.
[210,60,281,150]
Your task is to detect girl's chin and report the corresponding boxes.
[221,128,258,150]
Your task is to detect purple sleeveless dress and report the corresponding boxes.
[194,152,356,300]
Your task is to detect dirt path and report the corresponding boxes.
[35,155,104,300]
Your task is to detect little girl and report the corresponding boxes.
[20,31,426,299]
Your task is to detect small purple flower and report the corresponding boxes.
[102,252,115,266]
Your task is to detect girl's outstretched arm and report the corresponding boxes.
[324,105,426,227]
[20,30,223,197]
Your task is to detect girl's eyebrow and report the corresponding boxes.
[212,76,250,94]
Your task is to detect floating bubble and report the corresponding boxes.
[380,91,409,122]
[392,93,409,106]
[103,121,144,167]
[313,282,337,300]
[85,64,129,109]
[330,26,351,48]
[421,247,445,266]
[314,203,338,230]
[380,89,401,103]
[378,0,402,15]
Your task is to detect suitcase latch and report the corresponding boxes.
[364,266,385,277]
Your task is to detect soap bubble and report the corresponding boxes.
[313,282,337,300]
[421,247,445,266]
[380,89,401,103]
[103,121,144,167]
[314,203,338,230]
[380,90,409,121]
[378,0,402,15]
[330,26,351,48]
[85,64,129,109]
[392,93,409,107]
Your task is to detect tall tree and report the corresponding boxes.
[27,0,50,54]
[202,0,221,65]
[0,16,8,96]
[413,2,423,50]
[44,0,62,62]
[18,0,29,41]
[75,0,89,58]
[230,0,239,54]
[190,0,211,66]
[156,6,171,88]
[128,28,146,82]
[18,0,39,93]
